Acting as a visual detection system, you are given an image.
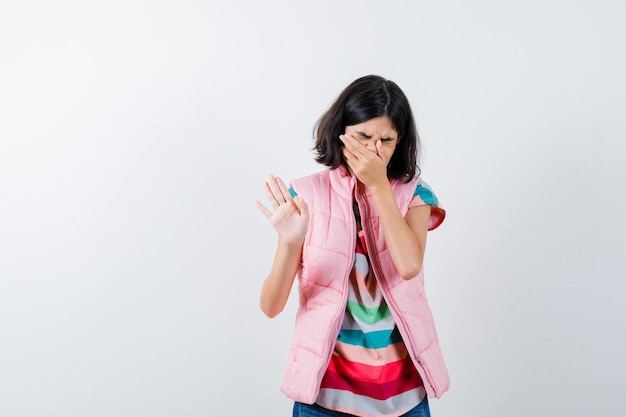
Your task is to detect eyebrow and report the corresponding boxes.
[355,131,396,141]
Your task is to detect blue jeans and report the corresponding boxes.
[292,397,430,417]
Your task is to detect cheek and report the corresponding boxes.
[384,145,398,159]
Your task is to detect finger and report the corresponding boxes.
[341,137,359,160]
[341,134,369,158]
[342,147,358,168]
[339,134,358,152]
[274,176,293,202]
[263,181,280,209]
[376,140,383,154]
[268,175,287,204]
[254,199,273,220]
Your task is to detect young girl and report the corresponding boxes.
[255,75,449,417]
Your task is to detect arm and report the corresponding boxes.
[255,175,309,317]
[341,134,430,279]
[368,183,431,279]
[259,239,303,317]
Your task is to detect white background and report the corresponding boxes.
[1,1,625,416]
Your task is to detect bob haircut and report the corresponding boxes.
[313,75,421,182]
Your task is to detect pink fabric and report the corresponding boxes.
[280,166,449,404]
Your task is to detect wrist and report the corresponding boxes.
[278,237,305,248]
[366,178,392,195]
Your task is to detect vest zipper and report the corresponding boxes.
[355,182,439,398]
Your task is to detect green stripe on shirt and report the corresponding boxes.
[346,300,391,325]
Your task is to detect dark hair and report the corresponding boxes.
[313,75,421,182]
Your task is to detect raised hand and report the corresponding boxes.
[255,175,309,245]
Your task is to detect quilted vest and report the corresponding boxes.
[280,166,450,404]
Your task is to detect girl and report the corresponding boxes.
[255,75,449,417]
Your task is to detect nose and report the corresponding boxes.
[365,140,379,152]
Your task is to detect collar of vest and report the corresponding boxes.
[328,165,357,199]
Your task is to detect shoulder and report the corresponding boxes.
[407,177,446,230]
[412,178,440,207]
[292,169,330,184]
[289,169,331,196]
[389,176,421,198]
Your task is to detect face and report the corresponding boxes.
[344,116,399,166]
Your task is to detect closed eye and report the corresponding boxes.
[352,132,396,143]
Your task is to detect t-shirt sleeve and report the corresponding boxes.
[409,180,446,231]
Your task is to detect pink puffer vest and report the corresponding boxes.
[281,166,449,404]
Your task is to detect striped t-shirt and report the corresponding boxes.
[315,182,443,417]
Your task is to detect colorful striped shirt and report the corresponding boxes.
[316,182,442,417]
